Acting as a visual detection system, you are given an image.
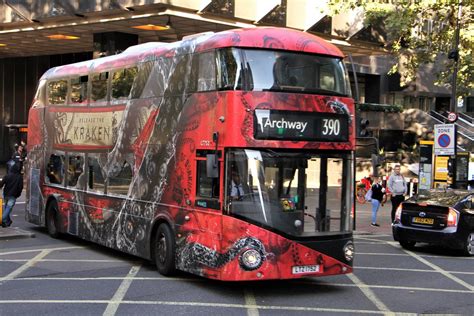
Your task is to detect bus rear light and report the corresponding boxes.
[447,208,459,227]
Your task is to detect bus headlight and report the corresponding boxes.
[344,241,354,262]
[239,249,263,271]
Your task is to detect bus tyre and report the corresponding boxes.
[154,223,176,276]
[462,232,474,257]
[46,201,60,239]
[399,240,415,250]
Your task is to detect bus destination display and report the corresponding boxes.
[254,109,349,141]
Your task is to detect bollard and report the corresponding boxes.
[0,198,2,225]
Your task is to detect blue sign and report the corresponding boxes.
[438,134,451,148]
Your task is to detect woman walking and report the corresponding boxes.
[370,176,385,227]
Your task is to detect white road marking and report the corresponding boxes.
[0,299,390,314]
[356,266,474,275]
[103,264,141,316]
[4,276,473,294]
[394,246,474,292]
[0,249,51,284]
[0,246,84,256]
[244,288,259,316]
[346,273,392,313]
[0,259,137,263]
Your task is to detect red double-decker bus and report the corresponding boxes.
[26,27,355,281]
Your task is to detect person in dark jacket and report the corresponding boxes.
[0,161,24,227]
[370,176,385,227]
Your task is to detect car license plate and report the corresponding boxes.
[412,217,434,225]
[292,265,321,274]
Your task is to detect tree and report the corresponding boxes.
[327,0,473,98]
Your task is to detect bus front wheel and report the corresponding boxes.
[153,223,176,276]
[46,201,60,239]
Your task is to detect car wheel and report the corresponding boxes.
[463,232,474,256]
[153,223,176,276]
[399,240,416,249]
[46,201,60,239]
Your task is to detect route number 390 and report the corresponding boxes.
[322,119,340,136]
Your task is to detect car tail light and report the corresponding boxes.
[447,207,459,227]
[394,203,403,223]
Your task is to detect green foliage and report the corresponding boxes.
[327,0,473,97]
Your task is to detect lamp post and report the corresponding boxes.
[449,1,462,113]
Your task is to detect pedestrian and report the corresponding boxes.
[0,161,24,227]
[12,142,26,164]
[370,176,385,227]
[387,164,407,222]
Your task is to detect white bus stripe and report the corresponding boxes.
[103,264,141,316]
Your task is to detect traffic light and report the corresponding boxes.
[358,119,370,137]
[371,153,383,177]
[448,49,459,61]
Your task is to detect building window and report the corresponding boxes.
[111,67,138,100]
[91,72,108,102]
[70,76,88,104]
[48,80,68,105]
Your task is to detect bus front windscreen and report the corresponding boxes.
[218,48,351,96]
[225,149,352,237]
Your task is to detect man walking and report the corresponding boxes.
[387,164,407,223]
[0,161,24,227]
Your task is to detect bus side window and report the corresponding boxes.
[70,76,88,104]
[48,80,68,105]
[195,51,217,92]
[67,155,84,187]
[46,154,65,185]
[112,67,138,100]
[91,72,108,102]
[108,161,133,196]
[88,156,106,193]
[195,159,220,210]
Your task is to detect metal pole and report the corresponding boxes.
[450,1,462,113]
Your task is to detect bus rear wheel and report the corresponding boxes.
[46,201,60,239]
[153,223,176,276]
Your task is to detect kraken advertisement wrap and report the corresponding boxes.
[26,27,354,280]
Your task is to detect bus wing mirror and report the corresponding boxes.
[206,154,219,178]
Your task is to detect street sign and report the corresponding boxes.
[447,112,458,122]
[434,124,456,155]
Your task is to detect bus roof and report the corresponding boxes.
[41,27,344,80]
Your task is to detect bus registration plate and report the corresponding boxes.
[292,265,321,274]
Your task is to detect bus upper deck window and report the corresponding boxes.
[112,67,138,100]
[70,76,88,104]
[91,72,108,102]
[48,80,68,105]
[195,52,216,92]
